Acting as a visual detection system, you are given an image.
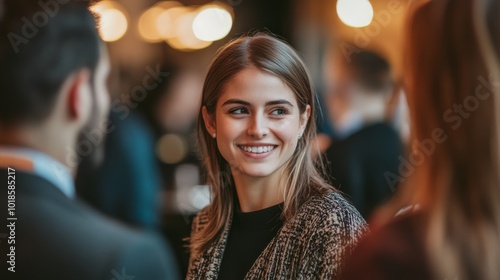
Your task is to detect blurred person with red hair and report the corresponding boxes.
[340,0,500,279]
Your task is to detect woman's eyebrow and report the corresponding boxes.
[221,99,295,108]
[265,100,294,107]
[221,99,251,106]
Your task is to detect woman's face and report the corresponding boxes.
[203,67,310,179]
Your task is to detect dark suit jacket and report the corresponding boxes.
[0,169,179,280]
[326,122,404,219]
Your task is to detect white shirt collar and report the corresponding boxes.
[0,147,75,199]
[333,110,363,140]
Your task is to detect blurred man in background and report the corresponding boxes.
[0,1,178,279]
[324,50,404,219]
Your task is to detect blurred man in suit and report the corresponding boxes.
[0,1,179,279]
[324,50,404,220]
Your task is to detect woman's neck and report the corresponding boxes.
[233,171,284,213]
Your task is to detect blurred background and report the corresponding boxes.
[79,0,411,276]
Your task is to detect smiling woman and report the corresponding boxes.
[205,67,309,193]
[187,33,368,279]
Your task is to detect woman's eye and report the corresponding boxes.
[229,107,248,114]
[270,108,288,115]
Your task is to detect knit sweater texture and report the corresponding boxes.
[187,192,368,279]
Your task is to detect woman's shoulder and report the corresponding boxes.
[271,191,369,277]
[298,191,367,230]
[280,191,369,247]
[190,206,211,233]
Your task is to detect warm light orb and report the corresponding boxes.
[138,2,183,42]
[156,134,187,164]
[90,1,128,42]
[137,1,226,50]
[138,7,165,42]
[336,0,374,28]
[192,7,233,41]
[157,7,184,39]
[155,2,183,39]
[165,10,212,51]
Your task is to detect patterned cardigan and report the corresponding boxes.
[186,192,368,279]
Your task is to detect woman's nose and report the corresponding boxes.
[246,114,269,138]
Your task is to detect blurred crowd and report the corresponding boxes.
[1,0,500,279]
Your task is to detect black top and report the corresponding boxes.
[218,202,284,280]
[325,122,404,219]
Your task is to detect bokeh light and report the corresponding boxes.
[165,9,213,51]
[336,0,374,28]
[138,2,183,42]
[192,7,233,41]
[157,6,189,40]
[189,185,210,210]
[90,1,128,42]
[138,7,165,43]
[156,134,187,164]
[136,2,233,50]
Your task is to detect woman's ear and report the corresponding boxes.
[299,104,311,135]
[202,106,216,136]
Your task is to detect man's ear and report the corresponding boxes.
[202,106,216,136]
[67,69,91,120]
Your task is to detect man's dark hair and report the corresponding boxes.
[348,50,392,92]
[0,0,101,125]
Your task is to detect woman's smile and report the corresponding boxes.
[237,143,278,159]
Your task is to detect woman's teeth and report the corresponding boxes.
[240,146,275,154]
